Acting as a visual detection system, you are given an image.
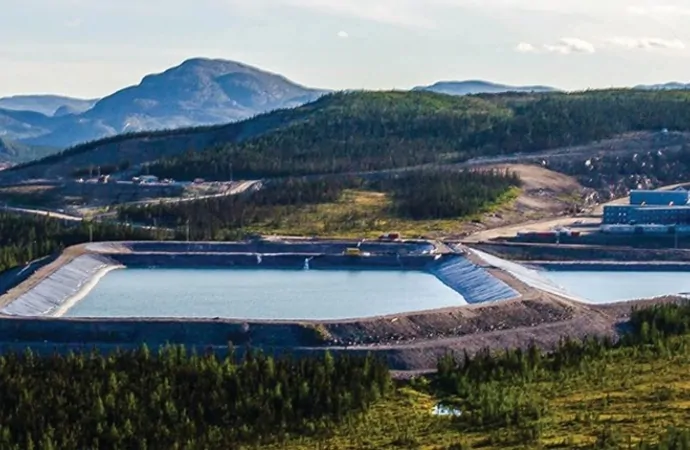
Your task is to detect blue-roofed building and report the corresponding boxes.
[629,189,689,206]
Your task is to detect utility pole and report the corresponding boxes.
[186,219,190,243]
[89,222,93,243]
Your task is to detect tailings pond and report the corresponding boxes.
[64,268,466,319]
[541,271,690,303]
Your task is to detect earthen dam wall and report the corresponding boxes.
[0,240,524,368]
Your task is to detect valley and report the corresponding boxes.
[3,83,690,449]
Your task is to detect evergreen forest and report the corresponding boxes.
[0,303,689,448]
[141,90,690,181]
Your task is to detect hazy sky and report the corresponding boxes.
[2,0,689,98]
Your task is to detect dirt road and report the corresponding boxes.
[131,180,262,206]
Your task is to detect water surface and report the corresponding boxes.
[541,271,690,303]
[66,268,465,319]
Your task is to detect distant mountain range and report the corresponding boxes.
[0,95,98,117]
[1,57,689,151]
[0,60,568,150]
[634,82,690,91]
[413,80,558,95]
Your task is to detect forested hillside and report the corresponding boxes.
[149,91,509,179]
[8,89,690,184]
[148,89,690,181]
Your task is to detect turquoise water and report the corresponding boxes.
[541,271,690,303]
[65,268,466,319]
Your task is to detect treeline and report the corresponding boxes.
[436,302,690,394]
[117,170,520,238]
[147,90,690,180]
[370,170,520,220]
[0,347,389,449]
[0,214,157,273]
[434,301,690,447]
[628,301,690,342]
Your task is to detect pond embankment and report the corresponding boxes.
[0,239,521,318]
[0,254,123,317]
[0,239,678,371]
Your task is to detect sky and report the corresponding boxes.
[2,0,690,98]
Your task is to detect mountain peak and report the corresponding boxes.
[3,58,328,148]
[166,57,254,74]
[178,57,248,68]
[150,58,290,83]
[140,58,256,85]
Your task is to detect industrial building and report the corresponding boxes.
[603,204,690,225]
[603,189,690,226]
[629,189,690,206]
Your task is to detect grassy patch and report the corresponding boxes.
[244,187,520,239]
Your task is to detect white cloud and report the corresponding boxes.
[515,42,537,53]
[607,36,685,50]
[544,38,595,54]
[514,38,596,55]
[337,30,349,38]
